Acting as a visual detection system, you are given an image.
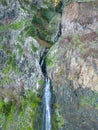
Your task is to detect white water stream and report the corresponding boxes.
[41,77,52,130]
[40,49,52,130]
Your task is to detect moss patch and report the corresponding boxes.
[46,43,58,66]
[40,8,55,22]
[31,9,58,43]
[46,51,56,66]
[31,44,38,52]
[46,56,54,66]
[1,0,7,6]
[0,88,41,130]
[69,33,98,58]
[52,105,65,130]
[79,92,98,109]
[24,25,37,37]
[0,19,26,31]
[38,79,44,86]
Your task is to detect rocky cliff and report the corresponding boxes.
[0,0,61,91]
[0,0,61,129]
[46,1,98,129]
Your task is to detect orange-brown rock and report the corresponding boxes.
[36,38,52,47]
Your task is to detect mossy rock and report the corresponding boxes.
[31,44,38,52]
[24,25,37,37]
[79,92,98,109]
[0,88,41,130]
[40,8,55,22]
[46,43,58,66]
[0,19,25,31]
[46,56,54,66]
[1,0,7,6]
[37,28,53,43]
[32,15,47,29]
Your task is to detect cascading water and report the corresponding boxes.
[41,77,52,130]
[40,49,52,130]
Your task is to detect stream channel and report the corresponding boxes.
[39,49,52,130]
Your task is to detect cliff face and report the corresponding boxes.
[47,1,98,129]
[0,1,62,128]
[0,0,61,91]
[0,0,44,92]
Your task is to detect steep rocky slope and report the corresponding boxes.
[0,0,61,129]
[46,1,98,129]
[0,0,61,91]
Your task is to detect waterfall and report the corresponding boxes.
[41,77,52,130]
[40,49,52,130]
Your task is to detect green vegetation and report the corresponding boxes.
[0,40,42,129]
[15,43,23,56]
[0,19,26,31]
[24,13,55,43]
[72,35,88,54]
[52,105,65,130]
[32,15,46,29]
[0,89,41,130]
[0,44,19,86]
[37,29,53,43]
[79,92,98,109]
[1,0,7,6]
[9,20,25,30]
[46,44,57,66]
[71,34,98,58]
[46,56,54,66]
[55,108,65,128]
[40,8,55,22]
[31,8,58,43]
[38,79,44,86]
[24,25,37,37]
[31,44,38,52]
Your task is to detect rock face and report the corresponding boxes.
[0,1,63,129]
[0,0,44,92]
[62,1,98,35]
[0,0,61,92]
[47,1,98,129]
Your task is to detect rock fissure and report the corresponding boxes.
[39,49,52,130]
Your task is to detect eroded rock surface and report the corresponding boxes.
[62,1,98,35]
[0,0,61,92]
[0,0,43,92]
[47,1,98,129]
